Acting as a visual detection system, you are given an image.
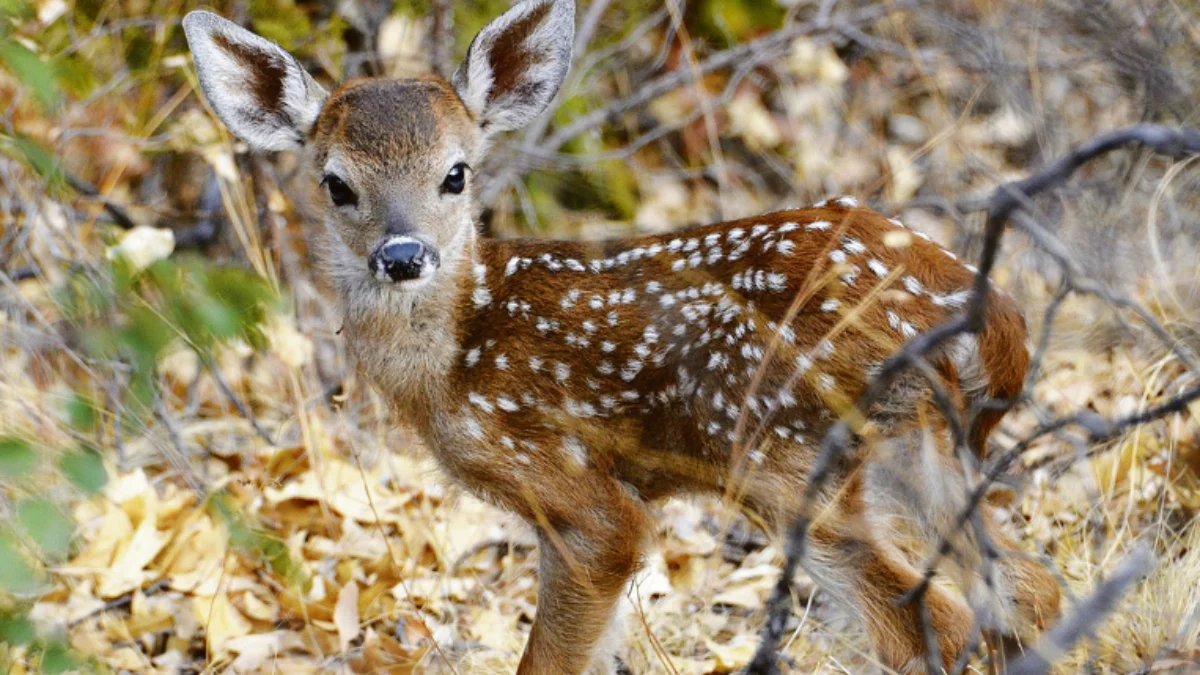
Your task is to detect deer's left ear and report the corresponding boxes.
[452,0,575,136]
[183,11,327,152]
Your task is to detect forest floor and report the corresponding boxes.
[3,0,1200,672]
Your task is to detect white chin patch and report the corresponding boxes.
[392,272,435,293]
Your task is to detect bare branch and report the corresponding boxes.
[745,124,1200,674]
[428,0,454,79]
[538,3,902,160]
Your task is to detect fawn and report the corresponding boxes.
[184,1,1060,672]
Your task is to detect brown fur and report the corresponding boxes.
[334,201,1060,673]
[184,4,1059,670]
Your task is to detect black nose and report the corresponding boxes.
[368,236,439,283]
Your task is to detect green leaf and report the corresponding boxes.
[38,641,82,674]
[0,437,36,478]
[188,294,240,344]
[16,498,74,560]
[0,133,65,189]
[122,25,154,72]
[121,305,174,367]
[0,532,40,593]
[65,391,97,432]
[52,52,97,99]
[0,39,60,111]
[209,493,310,590]
[247,0,312,52]
[0,613,35,646]
[59,448,107,494]
[0,0,34,20]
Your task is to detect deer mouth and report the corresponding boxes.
[368,235,441,287]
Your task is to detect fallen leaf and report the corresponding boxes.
[335,580,360,652]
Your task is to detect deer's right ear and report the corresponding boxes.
[183,11,327,152]
[452,0,574,136]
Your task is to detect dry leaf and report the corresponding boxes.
[335,581,361,651]
[196,592,253,655]
[106,226,175,272]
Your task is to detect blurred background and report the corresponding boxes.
[2,0,1200,672]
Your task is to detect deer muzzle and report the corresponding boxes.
[368,235,440,285]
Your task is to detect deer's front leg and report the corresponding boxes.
[516,476,649,675]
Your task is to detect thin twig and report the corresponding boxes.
[203,356,276,445]
[428,0,454,79]
[540,3,901,156]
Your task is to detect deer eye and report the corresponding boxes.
[441,163,469,195]
[321,174,357,208]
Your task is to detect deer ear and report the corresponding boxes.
[183,11,327,152]
[452,0,574,136]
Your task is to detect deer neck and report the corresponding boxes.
[329,223,480,423]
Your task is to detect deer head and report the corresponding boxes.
[183,0,575,292]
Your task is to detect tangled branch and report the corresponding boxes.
[745,124,1200,674]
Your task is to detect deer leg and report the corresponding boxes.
[971,512,1061,646]
[515,478,648,675]
[804,524,974,674]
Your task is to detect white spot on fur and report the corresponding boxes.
[554,362,571,383]
[464,416,485,441]
[707,352,729,371]
[468,392,494,413]
[932,290,971,308]
[620,360,643,381]
[563,436,588,466]
[815,339,835,359]
[472,287,492,308]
